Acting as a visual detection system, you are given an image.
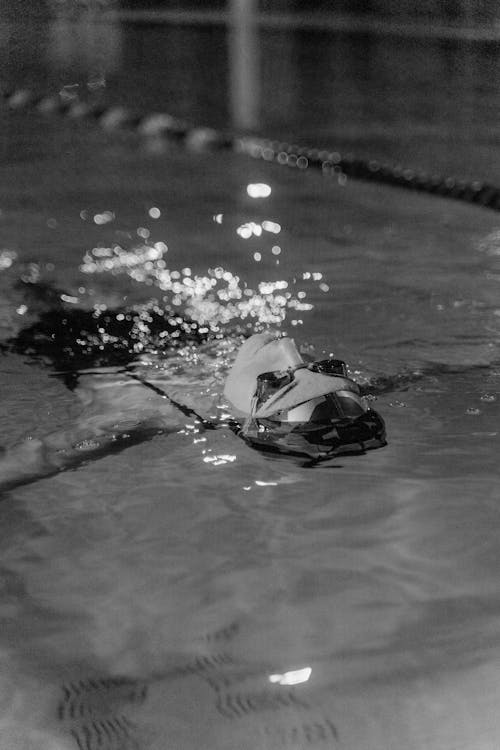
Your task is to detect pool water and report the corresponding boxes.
[1,11,500,750]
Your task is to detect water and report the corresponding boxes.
[5,11,500,178]
[1,10,500,750]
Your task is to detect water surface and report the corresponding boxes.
[1,12,500,750]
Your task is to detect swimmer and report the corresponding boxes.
[0,351,221,493]
[0,284,222,491]
[1,305,386,492]
[224,332,386,459]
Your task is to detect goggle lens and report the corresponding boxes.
[335,391,366,418]
[280,391,366,423]
[255,358,349,412]
[285,395,341,423]
[255,370,293,404]
[309,359,348,377]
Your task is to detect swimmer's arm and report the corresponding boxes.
[0,412,178,493]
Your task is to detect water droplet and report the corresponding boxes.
[261,220,281,234]
[93,211,115,225]
[247,183,271,198]
[74,439,100,451]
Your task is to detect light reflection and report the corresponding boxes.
[236,224,251,239]
[288,299,313,311]
[229,0,259,130]
[303,272,323,281]
[237,221,262,238]
[258,280,287,294]
[268,667,312,685]
[80,241,319,329]
[93,211,115,225]
[247,183,272,198]
[0,249,17,270]
[261,220,281,234]
[236,220,281,237]
[203,454,237,466]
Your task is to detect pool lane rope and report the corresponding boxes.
[3,84,500,211]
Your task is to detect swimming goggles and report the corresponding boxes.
[253,358,349,414]
[240,357,386,460]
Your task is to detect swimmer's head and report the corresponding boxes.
[224,333,386,459]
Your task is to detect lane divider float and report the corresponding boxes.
[3,84,500,212]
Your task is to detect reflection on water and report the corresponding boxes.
[228,0,260,130]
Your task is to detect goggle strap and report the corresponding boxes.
[256,379,297,413]
[250,395,259,417]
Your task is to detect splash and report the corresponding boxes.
[80,242,314,333]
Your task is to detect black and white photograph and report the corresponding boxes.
[1,1,499,748]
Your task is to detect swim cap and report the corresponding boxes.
[224,333,386,460]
